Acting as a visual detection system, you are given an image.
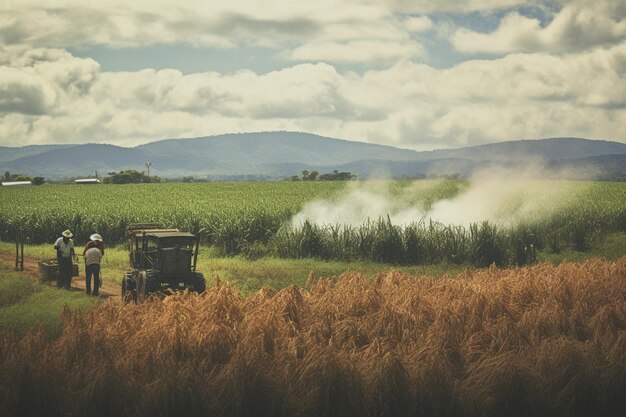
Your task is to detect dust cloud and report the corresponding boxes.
[291,167,586,228]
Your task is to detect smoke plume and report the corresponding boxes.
[291,168,587,228]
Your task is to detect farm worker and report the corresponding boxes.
[53,230,75,289]
[84,233,105,256]
[84,236,103,296]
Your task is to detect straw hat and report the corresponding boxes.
[62,230,73,238]
[90,233,103,241]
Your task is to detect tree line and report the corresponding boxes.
[3,168,360,185]
[102,169,161,184]
[285,170,357,181]
[3,171,45,185]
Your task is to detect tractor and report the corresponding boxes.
[122,223,206,301]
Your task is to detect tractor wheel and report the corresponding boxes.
[136,271,148,302]
[121,273,136,303]
[191,272,206,293]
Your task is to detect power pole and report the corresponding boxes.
[144,161,152,177]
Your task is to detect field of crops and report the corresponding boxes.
[1,257,624,417]
[0,181,344,244]
[1,180,624,267]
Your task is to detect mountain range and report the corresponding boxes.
[1,132,625,180]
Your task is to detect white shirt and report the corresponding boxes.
[54,237,74,258]
[84,247,102,266]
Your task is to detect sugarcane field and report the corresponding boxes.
[0,179,625,417]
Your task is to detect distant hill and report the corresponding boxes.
[547,153,626,180]
[335,154,626,180]
[136,132,421,175]
[1,132,625,180]
[0,144,73,163]
[421,137,626,162]
[3,144,147,178]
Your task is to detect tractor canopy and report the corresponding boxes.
[122,223,206,301]
[126,224,200,274]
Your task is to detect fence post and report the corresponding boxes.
[20,235,24,271]
[15,229,24,271]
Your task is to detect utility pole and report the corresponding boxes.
[144,161,152,177]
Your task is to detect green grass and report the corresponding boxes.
[205,256,466,296]
[2,233,625,297]
[0,242,466,295]
[0,231,624,332]
[537,231,626,264]
[0,264,99,333]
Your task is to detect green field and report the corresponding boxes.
[1,180,625,267]
[0,241,470,295]
[0,264,98,332]
[0,181,345,244]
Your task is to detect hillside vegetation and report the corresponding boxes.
[2,133,626,178]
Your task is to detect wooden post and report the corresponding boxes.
[15,229,24,271]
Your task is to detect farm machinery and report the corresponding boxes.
[121,223,206,301]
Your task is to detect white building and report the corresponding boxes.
[1,181,32,186]
[74,178,101,184]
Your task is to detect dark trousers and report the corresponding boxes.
[86,263,100,295]
[57,257,72,289]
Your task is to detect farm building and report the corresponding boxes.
[1,181,32,186]
[74,178,101,184]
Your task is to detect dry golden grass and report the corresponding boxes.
[1,257,625,417]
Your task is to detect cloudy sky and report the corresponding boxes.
[1,0,625,150]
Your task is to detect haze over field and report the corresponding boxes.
[1,1,625,151]
[292,173,583,228]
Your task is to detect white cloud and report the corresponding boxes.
[340,42,626,146]
[12,1,610,70]
[0,1,425,65]
[0,67,57,115]
[452,13,543,54]
[0,2,318,47]
[1,2,626,149]
[1,41,625,148]
[386,0,530,14]
[0,46,99,117]
[452,0,626,54]
[88,63,353,119]
[404,16,433,33]
[284,40,424,64]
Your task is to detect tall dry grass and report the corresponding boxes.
[1,257,625,417]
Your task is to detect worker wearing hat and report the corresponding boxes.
[53,230,75,289]
[83,233,104,296]
[84,233,105,255]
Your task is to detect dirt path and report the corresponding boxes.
[0,252,121,302]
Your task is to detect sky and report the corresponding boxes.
[0,0,625,151]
